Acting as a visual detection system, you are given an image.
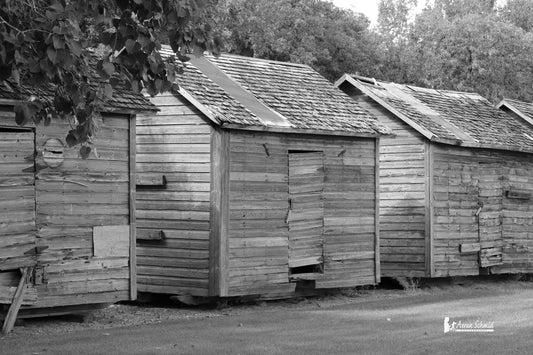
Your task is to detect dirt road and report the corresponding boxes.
[2,280,533,354]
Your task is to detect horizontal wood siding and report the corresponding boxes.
[359,100,428,277]
[0,127,37,272]
[432,146,483,276]
[32,113,132,308]
[492,156,533,274]
[227,131,377,296]
[136,93,212,296]
[431,145,533,276]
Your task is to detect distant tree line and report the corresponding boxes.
[2,0,531,151]
[215,0,533,103]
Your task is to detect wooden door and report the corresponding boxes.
[0,130,37,271]
[478,162,503,267]
[287,151,325,271]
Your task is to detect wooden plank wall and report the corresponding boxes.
[431,145,483,276]
[431,145,533,276]
[356,99,428,277]
[493,155,533,274]
[287,152,325,269]
[227,131,377,296]
[32,113,133,308]
[135,93,212,296]
[0,124,37,272]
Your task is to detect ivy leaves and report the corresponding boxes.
[0,0,220,158]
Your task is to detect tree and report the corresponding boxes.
[500,0,533,32]
[374,0,418,83]
[377,0,417,41]
[374,0,533,102]
[409,10,533,101]
[0,0,220,157]
[216,0,382,81]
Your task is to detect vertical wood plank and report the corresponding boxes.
[425,142,434,277]
[129,115,137,300]
[219,129,230,296]
[287,151,325,268]
[2,267,30,334]
[209,129,221,296]
[374,138,381,283]
[209,128,230,296]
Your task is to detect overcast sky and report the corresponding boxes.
[331,0,509,25]
[331,0,381,23]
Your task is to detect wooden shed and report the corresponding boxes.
[135,51,389,299]
[0,83,155,324]
[336,74,533,278]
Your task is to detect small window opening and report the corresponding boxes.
[290,263,324,275]
[0,126,32,132]
[136,175,167,190]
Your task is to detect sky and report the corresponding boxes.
[331,0,381,23]
[331,0,509,24]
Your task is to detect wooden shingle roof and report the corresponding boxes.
[497,98,533,128]
[0,56,158,115]
[163,48,390,137]
[336,74,533,153]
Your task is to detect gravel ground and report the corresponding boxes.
[4,274,532,337]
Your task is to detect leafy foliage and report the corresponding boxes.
[216,0,382,81]
[374,0,533,102]
[3,0,533,153]
[0,0,220,157]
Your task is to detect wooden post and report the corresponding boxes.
[424,142,434,277]
[208,129,230,297]
[2,267,30,334]
[374,138,381,283]
[128,115,137,300]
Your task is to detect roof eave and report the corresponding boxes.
[101,106,158,115]
[177,86,222,126]
[496,99,533,127]
[337,74,436,141]
[431,137,533,154]
[0,98,158,115]
[220,123,381,138]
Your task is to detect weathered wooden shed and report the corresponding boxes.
[0,83,155,324]
[135,52,389,299]
[336,74,533,278]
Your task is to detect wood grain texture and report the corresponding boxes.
[2,266,30,334]
[1,110,135,310]
[129,115,137,300]
[135,94,213,296]
[0,131,37,271]
[364,101,428,277]
[228,131,378,295]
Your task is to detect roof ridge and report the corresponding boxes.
[205,52,311,69]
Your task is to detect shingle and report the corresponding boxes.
[501,98,533,124]
[163,47,388,136]
[0,58,157,113]
[350,76,533,152]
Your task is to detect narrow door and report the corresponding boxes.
[0,129,37,271]
[478,162,503,267]
[287,151,325,274]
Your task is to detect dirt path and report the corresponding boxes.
[2,280,533,354]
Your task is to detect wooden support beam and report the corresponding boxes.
[129,115,137,301]
[2,267,30,334]
[374,138,381,284]
[208,128,230,297]
[425,142,434,277]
